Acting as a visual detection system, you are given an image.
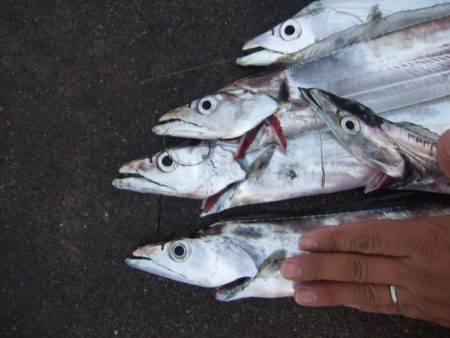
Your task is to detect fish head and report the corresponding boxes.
[237,15,316,66]
[126,230,258,288]
[237,2,367,67]
[112,142,246,199]
[152,86,279,140]
[306,88,405,178]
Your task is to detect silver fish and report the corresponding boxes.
[235,10,450,114]
[152,88,279,140]
[154,6,450,141]
[239,0,449,66]
[116,101,449,202]
[251,96,450,152]
[307,88,450,194]
[126,204,450,301]
[203,116,450,216]
[112,142,245,199]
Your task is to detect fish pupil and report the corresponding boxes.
[202,100,212,111]
[162,155,173,167]
[345,120,355,131]
[174,245,185,257]
[285,25,295,36]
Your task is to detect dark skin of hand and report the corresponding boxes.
[281,130,450,328]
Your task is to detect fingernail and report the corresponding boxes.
[300,237,318,250]
[281,262,302,279]
[295,289,317,305]
[347,304,362,309]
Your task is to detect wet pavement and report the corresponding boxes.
[1,1,449,336]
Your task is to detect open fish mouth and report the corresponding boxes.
[125,255,186,282]
[126,255,255,297]
[112,172,175,193]
[152,118,212,139]
[237,45,284,66]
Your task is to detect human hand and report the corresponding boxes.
[281,131,450,327]
[437,130,450,179]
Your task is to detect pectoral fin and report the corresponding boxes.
[215,251,292,301]
[246,145,276,180]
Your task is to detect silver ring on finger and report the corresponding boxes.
[390,285,398,304]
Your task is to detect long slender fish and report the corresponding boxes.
[307,88,450,194]
[239,0,450,66]
[203,122,449,216]
[127,204,450,301]
[248,96,450,155]
[115,102,449,204]
[202,131,377,216]
[153,6,450,141]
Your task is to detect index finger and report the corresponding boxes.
[299,218,425,257]
[437,130,450,178]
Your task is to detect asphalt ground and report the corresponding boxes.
[1,1,449,336]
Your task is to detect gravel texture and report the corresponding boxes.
[1,1,449,336]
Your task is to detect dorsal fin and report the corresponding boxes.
[285,3,450,64]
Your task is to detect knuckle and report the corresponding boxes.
[358,284,382,305]
[310,259,324,280]
[397,261,437,291]
[324,287,339,305]
[415,226,443,259]
[347,256,368,283]
[352,227,379,253]
[396,260,417,283]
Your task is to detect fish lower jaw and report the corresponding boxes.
[237,49,284,67]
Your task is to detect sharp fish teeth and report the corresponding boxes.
[236,50,283,67]
[242,39,261,51]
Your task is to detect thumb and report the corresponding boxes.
[437,130,450,179]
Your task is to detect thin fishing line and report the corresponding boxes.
[140,57,238,85]
[161,136,212,167]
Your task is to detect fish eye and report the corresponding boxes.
[169,241,190,261]
[280,19,302,41]
[157,152,177,173]
[198,96,217,115]
[341,117,360,134]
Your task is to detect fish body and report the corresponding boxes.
[239,0,450,66]
[127,204,450,301]
[203,131,377,215]
[154,8,450,141]
[308,88,450,194]
[237,13,450,113]
[252,96,450,151]
[115,102,449,201]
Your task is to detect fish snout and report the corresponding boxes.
[157,106,188,123]
[132,245,160,259]
[119,158,153,174]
